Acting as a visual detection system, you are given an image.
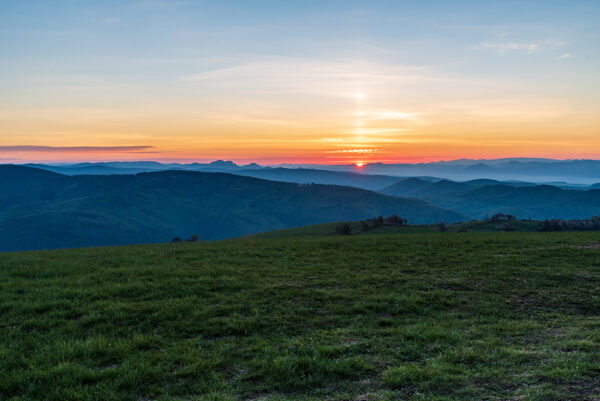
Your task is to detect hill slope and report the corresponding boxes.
[380,178,600,220]
[0,165,466,251]
[1,232,599,400]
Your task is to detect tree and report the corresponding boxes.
[187,234,200,242]
[384,214,404,225]
[171,237,183,243]
[335,223,352,235]
[360,220,370,232]
[437,222,447,233]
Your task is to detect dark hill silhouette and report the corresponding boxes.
[234,167,405,190]
[0,165,466,252]
[25,163,415,190]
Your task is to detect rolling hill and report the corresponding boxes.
[0,165,466,251]
[233,167,409,190]
[380,178,600,220]
[26,163,428,191]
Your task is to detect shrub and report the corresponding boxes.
[489,213,516,222]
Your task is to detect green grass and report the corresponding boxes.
[1,232,600,400]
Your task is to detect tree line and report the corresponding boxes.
[336,214,407,235]
[537,216,600,232]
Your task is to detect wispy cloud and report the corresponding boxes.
[367,110,422,121]
[557,53,573,60]
[179,57,442,96]
[544,39,566,47]
[0,146,154,153]
[325,148,382,154]
[478,38,566,55]
[479,41,539,54]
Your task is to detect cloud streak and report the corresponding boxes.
[479,42,539,54]
[0,146,154,153]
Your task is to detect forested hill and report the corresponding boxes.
[380,177,600,220]
[0,165,466,251]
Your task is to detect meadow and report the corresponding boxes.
[1,231,600,400]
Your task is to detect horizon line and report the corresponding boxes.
[3,156,600,167]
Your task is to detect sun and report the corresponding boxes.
[355,162,365,168]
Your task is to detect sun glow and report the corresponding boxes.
[355,162,365,167]
[352,92,366,101]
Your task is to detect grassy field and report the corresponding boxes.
[1,232,600,400]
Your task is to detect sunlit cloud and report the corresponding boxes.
[558,53,573,60]
[348,128,407,135]
[454,97,571,122]
[325,148,381,154]
[367,110,422,121]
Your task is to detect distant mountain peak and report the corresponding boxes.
[209,160,238,168]
[208,160,239,169]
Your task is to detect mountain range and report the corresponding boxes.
[25,158,600,185]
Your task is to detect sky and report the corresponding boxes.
[1,0,599,164]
